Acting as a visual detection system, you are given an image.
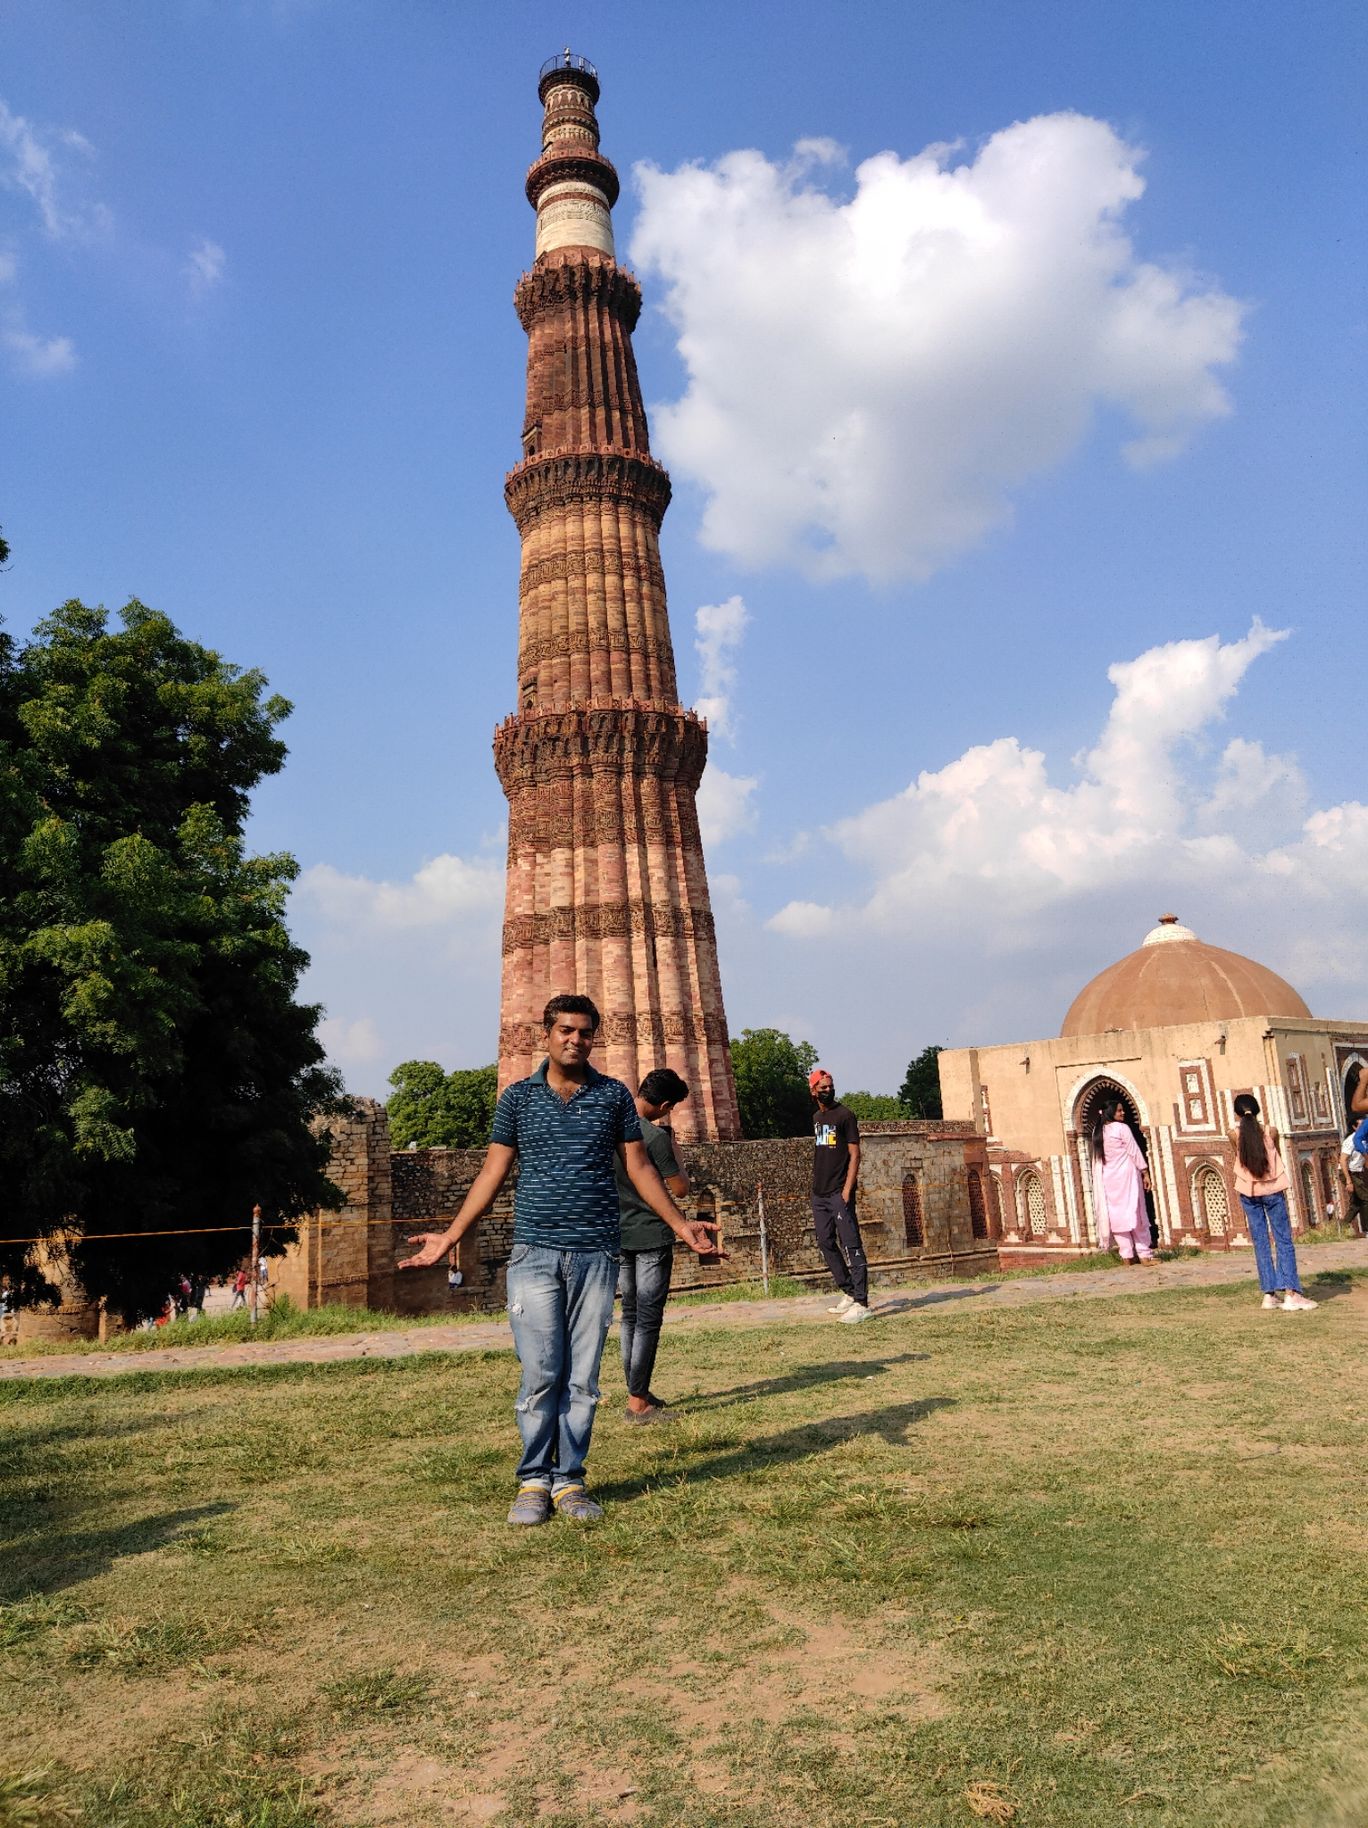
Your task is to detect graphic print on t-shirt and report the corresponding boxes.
[812,1103,859,1198]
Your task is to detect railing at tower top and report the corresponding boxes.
[495,698,708,732]
[540,52,597,80]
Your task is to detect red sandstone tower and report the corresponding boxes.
[494,53,742,1140]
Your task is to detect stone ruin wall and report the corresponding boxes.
[281,1103,999,1316]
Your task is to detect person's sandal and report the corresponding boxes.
[552,1485,604,1522]
[507,1485,552,1526]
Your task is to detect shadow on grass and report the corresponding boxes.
[681,1352,931,1411]
[878,1285,999,1313]
[1304,1269,1358,1304]
[597,1396,956,1501]
[1,1502,234,1603]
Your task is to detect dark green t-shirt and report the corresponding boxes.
[614,1114,682,1252]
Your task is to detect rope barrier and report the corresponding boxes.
[0,1214,449,1248]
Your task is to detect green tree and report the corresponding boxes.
[387,1061,498,1150]
[898,1044,945,1119]
[729,1027,818,1139]
[843,1091,906,1122]
[0,599,342,1322]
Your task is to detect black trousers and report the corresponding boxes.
[812,1193,868,1306]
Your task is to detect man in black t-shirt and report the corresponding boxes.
[810,1068,872,1322]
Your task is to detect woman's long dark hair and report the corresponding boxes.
[1347,1062,1364,1131]
[1233,1093,1269,1179]
[1090,1099,1124,1162]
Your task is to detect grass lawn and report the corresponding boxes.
[2,1271,1367,1827]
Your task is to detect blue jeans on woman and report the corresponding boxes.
[619,1244,674,1400]
[1238,1191,1303,1295]
[505,1243,619,1492]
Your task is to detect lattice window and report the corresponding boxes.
[967,1168,989,1240]
[901,1175,924,1248]
[1020,1171,1048,1237]
[1301,1160,1317,1227]
[1195,1166,1229,1236]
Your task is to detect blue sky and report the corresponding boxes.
[3,0,1364,1098]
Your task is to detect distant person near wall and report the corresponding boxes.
[0,1275,18,1347]
[1090,1101,1157,1264]
[810,1068,873,1323]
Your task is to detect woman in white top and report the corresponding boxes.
[1231,1093,1316,1312]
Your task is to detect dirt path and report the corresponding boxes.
[4,1239,1365,1382]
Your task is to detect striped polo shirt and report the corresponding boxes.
[490,1060,643,1251]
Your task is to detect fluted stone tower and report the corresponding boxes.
[494,54,741,1140]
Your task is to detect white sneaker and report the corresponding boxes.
[1281,1292,1318,1312]
[1261,1293,1283,1310]
[827,1292,856,1315]
[840,1302,873,1324]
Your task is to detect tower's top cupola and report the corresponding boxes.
[528,51,619,259]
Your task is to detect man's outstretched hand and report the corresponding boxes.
[400,1233,451,1271]
[680,1220,725,1258]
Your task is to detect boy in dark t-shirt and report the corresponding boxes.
[810,1067,872,1321]
[613,1067,692,1421]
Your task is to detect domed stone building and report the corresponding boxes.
[938,917,1367,1263]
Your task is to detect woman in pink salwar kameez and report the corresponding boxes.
[1090,1101,1156,1262]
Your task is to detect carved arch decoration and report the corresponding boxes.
[1191,1162,1230,1238]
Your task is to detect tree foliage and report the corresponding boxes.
[843,1091,907,1121]
[899,1044,945,1119]
[0,599,342,1322]
[729,1027,818,1140]
[387,1061,499,1151]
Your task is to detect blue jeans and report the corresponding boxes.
[505,1243,618,1491]
[1238,1192,1303,1295]
[619,1245,674,1399]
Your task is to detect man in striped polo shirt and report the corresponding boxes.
[401,993,717,1525]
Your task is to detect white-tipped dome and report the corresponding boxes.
[1061,914,1311,1037]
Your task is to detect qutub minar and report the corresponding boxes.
[493,54,742,1141]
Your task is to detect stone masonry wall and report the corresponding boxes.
[292,1102,997,1316]
[386,1119,996,1316]
[276,1099,394,1310]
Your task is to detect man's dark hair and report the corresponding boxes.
[639,1067,689,1107]
[542,993,601,1032]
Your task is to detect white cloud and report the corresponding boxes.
[296,852,504,935]
[0,98,108,240]
[693,593,748,739]
[0,261,76,378]
[319,1015,384,1069]
[185,236,226,295]
[2,317,76,377]
[697,765,759,845]
[291,849,506,1096]
[767,623,1368,956]
[632,113,1244,584]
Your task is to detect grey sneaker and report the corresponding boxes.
[507,1485,552,1526]
[828,1292,856,1315]
[552,1485,604,1522]
[840,1302,874,1324]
